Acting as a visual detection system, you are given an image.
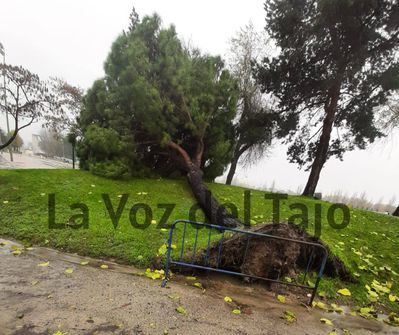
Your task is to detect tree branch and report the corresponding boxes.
[167,141,192,170]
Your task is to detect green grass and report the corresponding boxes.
[1,169,399,313]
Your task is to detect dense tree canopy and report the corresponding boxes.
[79,13,240,226]
[257,0,399,196]
[79,14,238,180]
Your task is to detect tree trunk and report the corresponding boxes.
[72,143,75,169]
[303,88,340,197]
[168,141,240,228]
[187,163,240,227]
[226,144,250,185]
[226,153,239,185]
[393,206,399,217]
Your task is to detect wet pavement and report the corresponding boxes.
[0,238,397,335]
[0,153,72,169]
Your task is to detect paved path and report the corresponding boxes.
[0,239,394,335]
[0,153,72,169]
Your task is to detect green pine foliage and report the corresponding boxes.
[256,0,399,188]
[78,13,238,180]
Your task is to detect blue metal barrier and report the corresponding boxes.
[161,220,328,305]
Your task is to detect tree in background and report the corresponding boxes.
[0,129,7,148]
[67,129,78,169]
[256,0,399,196]
[50,78,84,134]
[0,64,71,151]
[79,13,240,227]
[7,131,23,152]
[225,23,275,185]
[38,128,72,159]
[50,78,84,169]
[380,96,399,216]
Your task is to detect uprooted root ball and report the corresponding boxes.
[195,223,352,282]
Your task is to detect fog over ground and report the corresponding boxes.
[1,0,398,203]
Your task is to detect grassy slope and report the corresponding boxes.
[1,169,399,311]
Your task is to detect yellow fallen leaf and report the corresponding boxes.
[3,200,9,204]
[100,264,108,269]
[193,282,203,289]
[330,303,344,313]
[277,295,286,303]
[158,244,167,256]
[224,296,233,303]
[312,301,328,310]
[360,306,374,315]
[80,261,89,266]
[186,276,196,281]
[389,294,397,302]
[232,309,241,315]
[144,268,164,280]
[65,268,74,274]
[160,228,168,232]
[52,331,68,335]
[168,294,180,300]
[320,318,333,326]
[38,261,50,267]
[151,219,157,224]
[12,250,22,256]
[384,312,399,326]
[176,306,186,315]
[337,288,351,296]
[282,310,296,323]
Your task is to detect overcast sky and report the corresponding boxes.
[1,0,398,204]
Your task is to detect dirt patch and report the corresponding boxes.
[196,223,352,283]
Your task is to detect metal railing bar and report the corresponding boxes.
[163,219,329,305]
[216,230,225,268]
[179,221,187,261]
[303,248,315,284]
[191,227,199,263]
[204,227,212,267]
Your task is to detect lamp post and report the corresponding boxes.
[0,42,13,162]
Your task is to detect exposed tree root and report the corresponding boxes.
[194,223,353,283]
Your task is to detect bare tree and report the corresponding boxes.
[49,77,83,132]
[225,23,275,185]
[50,77,83,168]
[0,64,69,151]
